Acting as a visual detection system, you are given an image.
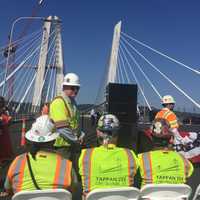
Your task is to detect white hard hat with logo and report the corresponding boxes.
[161,95,175,104]
[25,115,58,143]
[97,114,120,133]
[62,73,80,87]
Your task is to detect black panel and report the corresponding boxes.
[117,123,138,150]
[106,83,137,123]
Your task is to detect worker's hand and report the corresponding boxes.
[0,192,9,197]
[78,131,85,144]
[57,127,78,143]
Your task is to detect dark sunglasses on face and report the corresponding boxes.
[63,85,80,91]
[69,86,80,91]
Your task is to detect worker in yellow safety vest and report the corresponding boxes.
[138,118,193,187]
[49,73,84,159]
[1,115,77,197]
[79,114,139,197]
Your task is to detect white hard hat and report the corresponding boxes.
[161,95,175,104]
[97,114,120,133]
[62,73,80,87]
[25,115,58,143]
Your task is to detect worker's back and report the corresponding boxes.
[138,150,193,186]
[4,151,73,193]
[79,145,139,195]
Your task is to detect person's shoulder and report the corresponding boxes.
[138,150,153,158]
[119,147,138,156]
[81,147,95,154]
[52,96,64,102]
[50,152,72,162]
[17,152,27,158]
[10,153,27,165]
[50,96,66,106]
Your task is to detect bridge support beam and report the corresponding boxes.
[32,16,64,112]
[54,16,64,96]
[32,16,52,111]
[107,21,121,84]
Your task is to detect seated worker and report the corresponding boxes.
[2,115,77,196]
[138,118,193,187]
[79,114,139,197]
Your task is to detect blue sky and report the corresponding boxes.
[0,0,200,112]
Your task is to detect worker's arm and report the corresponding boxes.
[187,159,194,178]
[49,98,70,128]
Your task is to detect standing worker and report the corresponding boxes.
[155,95,188,144]
[1,115,77,196]
[138,120,193,187]
[79,114,139,197]
[49,72,83,159]
[155,95,178,129]
[0,96,13,165]
[90,108,96,126]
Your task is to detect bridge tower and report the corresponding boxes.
[106,21,121,84]
[54,16,64,96]
[95,21,121,105]
[32,16,64,111]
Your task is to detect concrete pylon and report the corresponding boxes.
[32,16,64,112]
[53,16,64,96]
[107,21,121,84]
[32,16,52,111]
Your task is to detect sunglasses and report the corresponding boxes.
[63,85,80,91]
[69,86,80,91]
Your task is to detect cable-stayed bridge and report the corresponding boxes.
[0,17,199,119]
[96,21,200,116]
[1,17,200,195]
[0,16,63,116]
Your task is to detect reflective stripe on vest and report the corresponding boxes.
[11,154,26,193]
[53,155,72,188]
[82,148,94,193]
[9,153,72,192]
[141,152,153,184]
[156,109,178,128]
[124,149,136,186]
[61,95,79,129]
[163,110,171,118]
[140,151,191,185]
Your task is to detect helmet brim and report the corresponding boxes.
[25,130,59,143]
[62,82,80,87]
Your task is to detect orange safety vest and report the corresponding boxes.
[4,151,72,193]
[155,108,179,128]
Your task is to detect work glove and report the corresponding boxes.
[57,127,78,144]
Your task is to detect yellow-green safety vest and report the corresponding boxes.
[49,95,80,147]
[138,150,193,186]
[4,151,72,193]
[79,145,139,195]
